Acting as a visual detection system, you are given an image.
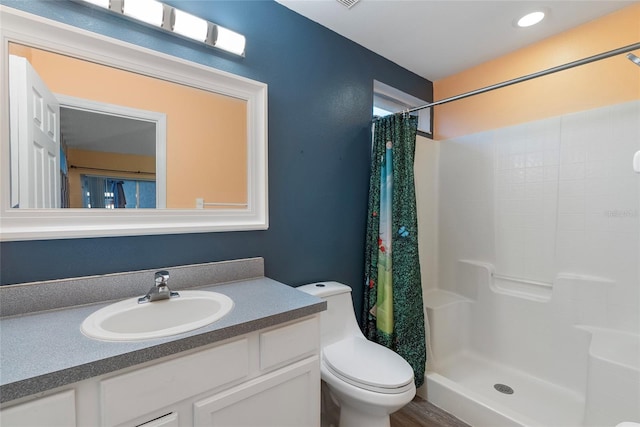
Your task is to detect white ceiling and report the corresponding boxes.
[276,0,637,81]
[61,108,156,157]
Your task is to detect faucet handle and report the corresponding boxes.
[155,270,170,287]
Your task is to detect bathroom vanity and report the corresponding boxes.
[0,259,326,427]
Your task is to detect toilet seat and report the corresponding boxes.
[322,337,414,394]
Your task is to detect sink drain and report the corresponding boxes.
[494,383,514,394]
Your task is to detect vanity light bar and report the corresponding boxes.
[77,0,246,56]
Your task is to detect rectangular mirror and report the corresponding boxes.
[0,7,268,240]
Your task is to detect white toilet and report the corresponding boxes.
[298,281,416,427]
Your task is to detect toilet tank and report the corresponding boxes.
[297,281,363,345]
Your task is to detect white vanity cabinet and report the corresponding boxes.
[0,315,320,427]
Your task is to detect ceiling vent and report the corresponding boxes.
[336,0,360,9]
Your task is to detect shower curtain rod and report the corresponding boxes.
[402,42,640,115]
[70,165,155,175]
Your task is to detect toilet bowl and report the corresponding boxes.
[298,281,416,427]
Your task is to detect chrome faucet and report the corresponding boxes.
[138,270,180,304]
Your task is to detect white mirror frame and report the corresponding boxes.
[0,6,268,241]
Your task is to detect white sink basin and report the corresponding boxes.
[81,290,233,341]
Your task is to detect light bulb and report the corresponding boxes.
[215,26,246,56]
[517,11,545,28]
[82,0,110,9]
[173,9,208,42]
[123,0,164,27]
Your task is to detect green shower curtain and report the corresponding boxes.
[363,114,426,388]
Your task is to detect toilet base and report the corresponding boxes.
[320,381,340,427]
[321,381,396,427]
[320,371,414,427]
[339,405,392,427]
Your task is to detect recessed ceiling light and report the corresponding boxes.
[517,11,545,28]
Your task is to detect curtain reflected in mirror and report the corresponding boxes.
[80,176,156,209]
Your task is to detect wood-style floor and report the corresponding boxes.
[390,396,471,427]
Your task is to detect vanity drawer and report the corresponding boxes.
[0,390,76,427]
[100,338,249,427]
[259,317,319,371]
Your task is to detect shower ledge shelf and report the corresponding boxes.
[491,274,553,302]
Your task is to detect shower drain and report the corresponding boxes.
[494,383,514,395]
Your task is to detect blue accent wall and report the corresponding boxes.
[0,0,432,321]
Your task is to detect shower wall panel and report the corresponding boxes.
[437,100,640,333]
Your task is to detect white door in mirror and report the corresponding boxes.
[81,290,233,341]
[9,55,61,208]
[634,150,640,173]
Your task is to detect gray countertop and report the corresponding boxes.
[0,277,325,403]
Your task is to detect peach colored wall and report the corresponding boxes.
[67,148,155,208]
[9,44,247,208]
[434,3,640,140]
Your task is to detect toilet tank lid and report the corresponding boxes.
[297,282,352,297]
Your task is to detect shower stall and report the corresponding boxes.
[415,40,640,427]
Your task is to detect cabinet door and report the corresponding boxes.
[0,390,76,427]
[194,357,320,427]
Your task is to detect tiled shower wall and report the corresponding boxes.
[494,118,561,284]
[435,100,640,333]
